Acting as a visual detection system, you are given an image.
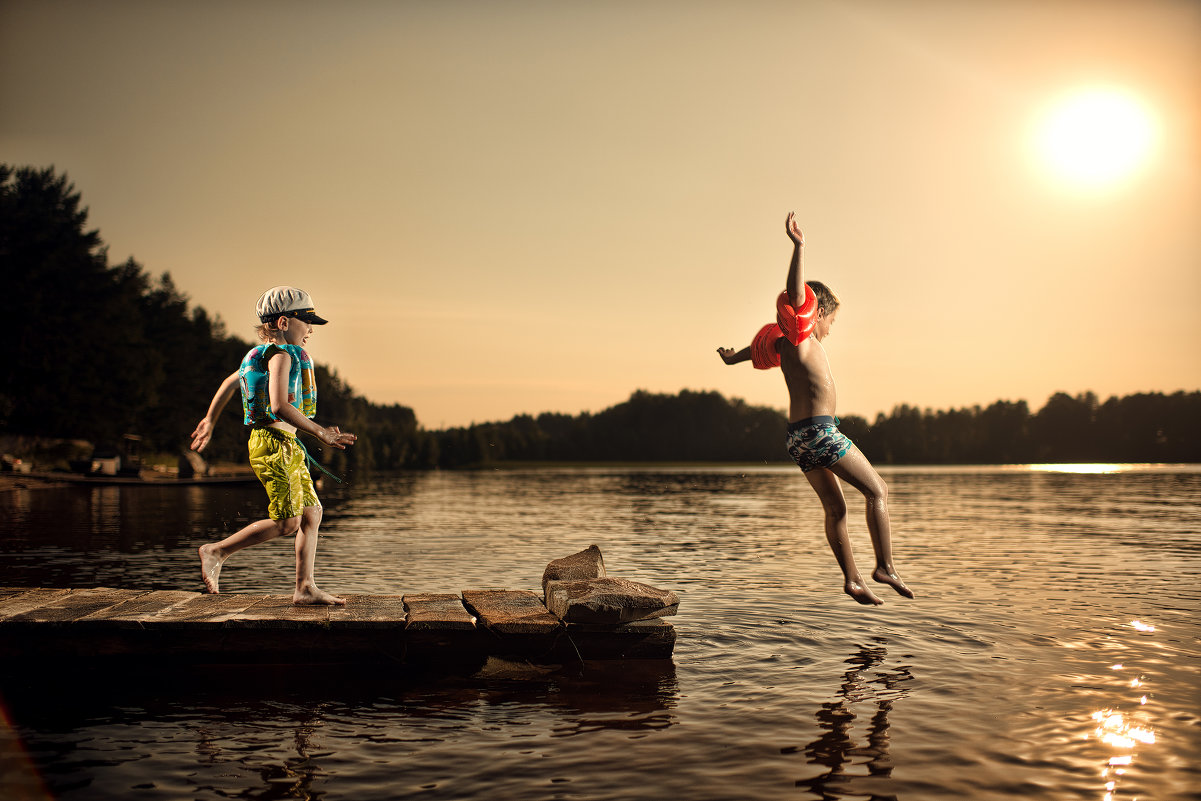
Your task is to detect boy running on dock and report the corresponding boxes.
[190,286,356,605]
[716,214,913,606]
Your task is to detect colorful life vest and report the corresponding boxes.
[239,343,317,426]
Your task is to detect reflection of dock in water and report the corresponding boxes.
[0,586,676,673]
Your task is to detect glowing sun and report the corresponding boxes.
[1034,88,1157,189]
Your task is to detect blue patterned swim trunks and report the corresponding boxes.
[785,415,853,473]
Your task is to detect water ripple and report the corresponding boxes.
[2,465,1199,800]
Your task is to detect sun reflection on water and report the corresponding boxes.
[1091,709,1156,749]
[1025,463,1131,474]
[1082,620,1162,801]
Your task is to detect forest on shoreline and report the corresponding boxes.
[4,164,1199,473]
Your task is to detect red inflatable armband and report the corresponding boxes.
[751,323,782,370]
[776,285,818,345]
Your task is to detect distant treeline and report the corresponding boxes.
[428,389,1201,468]
[840,391,1200,466]
[4,164,1198,472]
[432,389,788,467]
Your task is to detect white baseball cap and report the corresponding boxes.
[255,286,329,325]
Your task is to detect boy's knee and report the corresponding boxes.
[860,475,887,503]
[276,517,303,536]
[822,496,849,520]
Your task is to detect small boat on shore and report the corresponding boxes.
[38,433,258,487]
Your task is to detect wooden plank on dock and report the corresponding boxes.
[145,593,269,625]
[328,594,409,628]
[0,586,676,670]
[0,588,73,621]
[226,595,332,627]
[461,589,561,635]
[403,593,476,631]
[77,590,200,623]
[6,588,149,623]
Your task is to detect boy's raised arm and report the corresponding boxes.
[784,211,805,306]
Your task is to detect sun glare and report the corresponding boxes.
[1034,88,1157,189]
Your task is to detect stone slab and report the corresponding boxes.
[545,577,680,624]
[461,589,561,635]
[541,545,606,595]
[403,593,476,631]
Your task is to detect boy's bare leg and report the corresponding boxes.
[829,448,915,599]
[293,505,346,605]
[198,518,289,593]
[804,467,883,606]
[717,346,751,365]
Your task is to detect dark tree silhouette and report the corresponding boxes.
[1,163,426,470]
[2,166,154,441]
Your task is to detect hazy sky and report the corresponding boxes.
[3,0,1198,429]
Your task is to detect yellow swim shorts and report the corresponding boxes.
[248,427,320,520]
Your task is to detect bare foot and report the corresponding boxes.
[198,545,224,594]
[294,585,347,606]
[716,347,739,365]
[872,566,915,599]
[845,578,884,606]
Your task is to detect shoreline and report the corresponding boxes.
[0,468,256,492]
[0,472,71,492]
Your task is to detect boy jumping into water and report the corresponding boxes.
[717,214,913,606]
[190,286,357,605]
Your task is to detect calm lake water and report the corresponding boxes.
[2,465,1199,801]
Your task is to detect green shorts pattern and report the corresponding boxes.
[785,415,853,473]
[248,427,320,520]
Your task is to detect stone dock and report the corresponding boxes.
[0,584,677,673]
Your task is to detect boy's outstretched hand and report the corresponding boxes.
[190,419,213,453]
[318,426,358,450]
[716,346,751,366]
[785,211,804,246]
